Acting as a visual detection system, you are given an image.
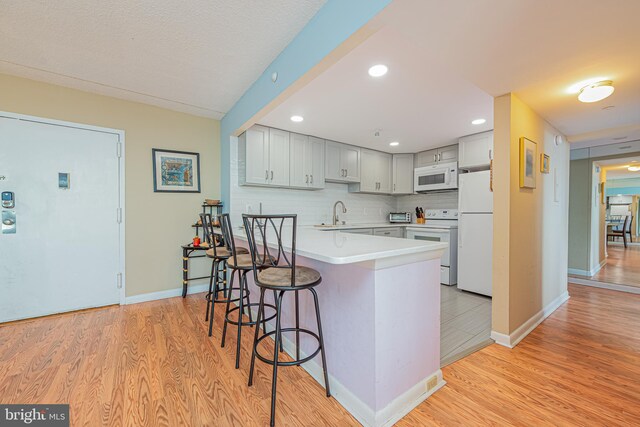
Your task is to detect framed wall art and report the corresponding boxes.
[519,137,537,189]
[152,149,201,193]
[541,153,550,174]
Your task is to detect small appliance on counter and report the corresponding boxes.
[389,212,411,223]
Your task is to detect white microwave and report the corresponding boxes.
[414,162,458,192]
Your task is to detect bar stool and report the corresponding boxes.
[219,213,277,369]
[200,213,248,336]
[243,214,331,427]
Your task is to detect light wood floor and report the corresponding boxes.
[590,244,640,287]
[1,284,639,426]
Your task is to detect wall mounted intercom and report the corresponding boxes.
[1,191,14,209]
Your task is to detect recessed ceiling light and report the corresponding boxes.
[389,141,400,147]
[471,118,486,125]
[628,166,640,172]
[368,64,388,77]
[578,80,614,103]
[290,115,304,122]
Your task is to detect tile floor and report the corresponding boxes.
[440,285,492,366]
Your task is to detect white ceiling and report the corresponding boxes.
[262,0,640,152]
[0,0,325,119]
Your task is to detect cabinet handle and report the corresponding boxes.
[433,154,437,162]
[394,184,396,191]
[438,153,442,161]
[265,170,269,180]
[270,170,274,180]
[305,175,309,184]
[345,169,348,177]
[489,149,492,160]
[310,174,313,184]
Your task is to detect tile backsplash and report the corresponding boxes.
[230,138,458,226]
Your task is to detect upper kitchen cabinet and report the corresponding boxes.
[392,154,414,194]
[239,125,290,187]
[290,133,325,190]
[415,144,458,168]
[349,149,392,194]
[325,141,360,183]
[458,130,493,170]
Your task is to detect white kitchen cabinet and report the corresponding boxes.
[438,144,459,163]
[415,144,458,167]
[373,227,404,238]
[459,130,493,170]
[325,140,360,183]
[239,125,270,185]
[308,136,325,189]
[349,149,392,194]
[239,125,289,187]
[268,128,290,186]
[290,133,325,190]
[392,154,414,194]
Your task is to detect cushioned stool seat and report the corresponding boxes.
[206,246,248,258]
[258,266,321,287]
[227,253,275,269]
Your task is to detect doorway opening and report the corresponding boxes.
[569,151,640,293]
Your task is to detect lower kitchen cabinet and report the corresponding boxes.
[373,227,404,238]
[341,228,374,235]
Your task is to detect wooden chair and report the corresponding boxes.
[607,215,631,248]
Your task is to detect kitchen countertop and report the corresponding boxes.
[233,225,448,265]
[313,222,457,230]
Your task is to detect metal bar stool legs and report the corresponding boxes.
[248,288,331,427]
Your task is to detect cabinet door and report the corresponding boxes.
[392,154,414,194]
[377,152,392,193]
[325,140,343,181]
[289,133,308,188]
[244,125,270,184]
[373,227,403,238]
[459,131,493,169]
[438,144,458,163]
[268,128,290,186]
[415,149,438,167]
[341,228,373,235]
[342,145,361,182]
[308,136,325,189]
[359,149,378,192]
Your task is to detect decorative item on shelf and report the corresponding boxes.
[152,148,201,193]
[519,137,537,189]
[193,236,201,247]
[541,153,550,174]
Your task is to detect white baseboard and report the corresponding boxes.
[568,277,640,295]
[568,259,606,277]
[491,290,569,348]
[248,306,444,427]
[124,283,209,305]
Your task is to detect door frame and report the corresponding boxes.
[0,110,126,305]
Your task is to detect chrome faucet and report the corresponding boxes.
[332,201,347,226]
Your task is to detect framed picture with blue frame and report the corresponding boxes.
[152,148,201,193]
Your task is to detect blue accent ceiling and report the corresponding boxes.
[219,0,392,206]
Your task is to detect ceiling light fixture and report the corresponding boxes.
[577,80,614,103]
[290,115,304,122]
[471,118,486,125]
[389,141,400,147]
[368,64,388,77]
[628,166,640,172]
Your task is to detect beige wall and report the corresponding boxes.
[0,73,220,297]
[492,93,569,335]
[568,159,591,271]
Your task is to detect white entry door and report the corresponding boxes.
[0,114,122,322]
